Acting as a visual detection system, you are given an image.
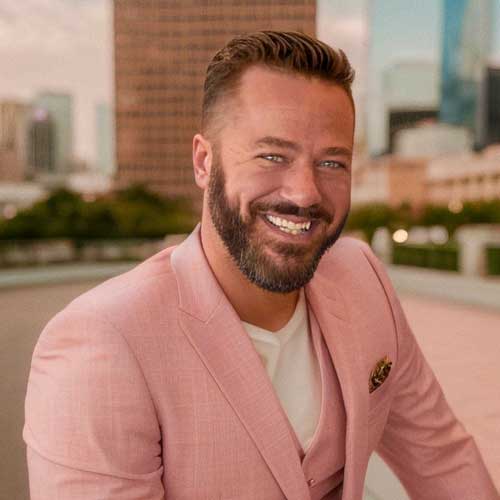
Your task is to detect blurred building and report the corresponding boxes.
[0,101,31,182]
[352,145,500,209]
[394,122,473,157]
[384,62,439,153]
[352,155,427,208]
[480,65,500,147]
[34,92,73,174]
[96,102,116,176]
[440,0,492,141]
[427,145,500,205]
[28,108,55,173]
[113,0,316,207]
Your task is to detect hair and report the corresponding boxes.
[201,30,355,134]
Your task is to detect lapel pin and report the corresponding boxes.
[369,356,392,393]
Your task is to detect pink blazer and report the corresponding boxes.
[24,227,498,499]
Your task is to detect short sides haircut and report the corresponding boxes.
[201,30,355,134]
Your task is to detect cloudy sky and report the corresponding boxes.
[0,0,499,163]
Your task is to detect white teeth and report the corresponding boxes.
[265,215,312,234]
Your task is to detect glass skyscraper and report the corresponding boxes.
[440,0,492,136]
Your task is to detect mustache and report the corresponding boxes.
[251,201,333,224]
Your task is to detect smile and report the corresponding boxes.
[265,214,312,235]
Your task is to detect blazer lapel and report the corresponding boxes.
[306,273,369,500]
[171,227,311,500]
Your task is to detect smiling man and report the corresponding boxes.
[24,31,498,500]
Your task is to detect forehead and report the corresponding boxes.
[222,65,354,146]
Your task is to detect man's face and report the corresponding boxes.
[206,65,354,293]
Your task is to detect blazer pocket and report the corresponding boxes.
[368,376,392,418]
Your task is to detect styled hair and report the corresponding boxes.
[201,30,355,133]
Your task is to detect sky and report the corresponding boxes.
[0,0,499,163]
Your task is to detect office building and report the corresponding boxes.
[34,92,73,174]
[28,108,55,173]
[440,0,492,138]
[96,102,116,176]
[394,122,472,158]
[113,0,316,206]
[483,65,500,146]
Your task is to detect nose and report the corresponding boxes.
[279,163,322,208]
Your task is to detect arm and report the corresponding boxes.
[23,306,165,500]
[361,245,499,500]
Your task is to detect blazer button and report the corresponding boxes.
[307,478,316,487]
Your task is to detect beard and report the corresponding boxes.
[207,161,348,293]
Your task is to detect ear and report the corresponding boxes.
[192,133,213,190]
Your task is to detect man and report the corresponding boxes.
[24,31,497,500]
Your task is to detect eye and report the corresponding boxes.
[259,154,287,164]
[318,160,346,169]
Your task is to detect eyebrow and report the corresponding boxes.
[253,136,352,157]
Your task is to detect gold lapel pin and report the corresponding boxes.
[369,356,392,393]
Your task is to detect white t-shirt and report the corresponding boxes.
[242,290,321,452]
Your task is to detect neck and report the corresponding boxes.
[200,219,299,332]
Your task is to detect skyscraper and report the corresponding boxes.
[96,102,116,176]
[113,0,316,206]
[440,0,492,138]
[34,92,73,174]
[28,108,55,173]
[484,65,500,145]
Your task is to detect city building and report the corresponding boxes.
[351,144,500,210]
[440,0,492,140]
[34,92,73,174]
[384,61,440,153]
[113,0,316,207]
[96,102,116,176]
[426,145,500,205]
[352,155,427,209]
[28,108,55,174]
[394,122,473,158]
[0,101,31,182]
[367,59,440,155]
[481,65,500,147]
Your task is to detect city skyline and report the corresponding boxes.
[1,0,500,164]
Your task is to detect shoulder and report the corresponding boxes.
[66,245,178,323]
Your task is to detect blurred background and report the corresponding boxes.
[1,1,499,499]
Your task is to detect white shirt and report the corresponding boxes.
[242,290,321,452]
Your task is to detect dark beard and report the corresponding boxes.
[207,162,347,293]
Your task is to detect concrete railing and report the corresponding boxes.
[0,234,187,268]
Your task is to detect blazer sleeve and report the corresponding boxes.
[360,244,499,500]
[23,305,165,500]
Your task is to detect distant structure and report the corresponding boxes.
[440,0,492,142]
[28,108,55,173]
[384,62,440,153]
[394,122,473,158]
[367,59,440,155]
[352,145,500,210]
[34,92,73,174]
[113,0,316,206]
[481,65,500,146]
[96,102,115,176]
[0,100,31,182]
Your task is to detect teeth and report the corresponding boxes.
[265,215,312,233]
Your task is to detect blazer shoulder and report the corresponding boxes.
[40,245,181,348]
